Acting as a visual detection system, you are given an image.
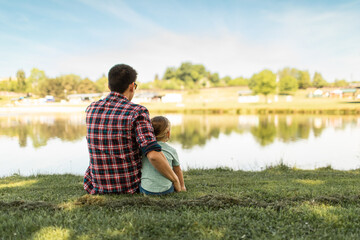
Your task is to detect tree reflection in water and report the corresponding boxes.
[0,114,86,148]
[0,114,358,149]
[250,116,277,146]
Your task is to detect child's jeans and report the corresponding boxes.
[139,184,174,195]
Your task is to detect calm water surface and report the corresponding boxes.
[1,113,360,177]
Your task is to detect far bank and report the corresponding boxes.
[1,87,360,115]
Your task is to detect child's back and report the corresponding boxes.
[140,116,185,195]
[141,141,180,193]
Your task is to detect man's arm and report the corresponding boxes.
[146,150,181,192]
[173,166,186,191]
[133,107,181,191]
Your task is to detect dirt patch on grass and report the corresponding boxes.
[2,194,360,211]
[0,200,59,210]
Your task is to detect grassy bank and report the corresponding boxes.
[2,167,360,239]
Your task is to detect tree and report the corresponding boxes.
[95,74,108,92]
[209,73,220,84]
[221,76,232,86]
[333,79,348,88]
[38,78,64,98]
[161,62,220,89]
[279,75,298,95]
[312,72,328,88]
[59,74,81,95]
[298,71,311,89]
[278,67,299,80]
[77,78,99,93]
[227,77,248,86]
[249,70,277,102]
[163,67,177,80]
[27,68,47,94]
[16,69,26,92]
[278,67,311,89]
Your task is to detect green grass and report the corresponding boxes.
[2,167,360,239]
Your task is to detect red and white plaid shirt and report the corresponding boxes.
[84,92,160,194]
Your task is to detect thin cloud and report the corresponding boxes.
[1,0,359,82]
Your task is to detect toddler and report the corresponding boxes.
[140,116,186,195]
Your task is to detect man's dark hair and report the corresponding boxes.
[108,64,137,93]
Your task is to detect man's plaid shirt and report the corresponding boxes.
[84,92,161,194]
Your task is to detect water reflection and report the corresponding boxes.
[1,113,359,175]
[0,114,359,149]
[0,114,86,148]
[169,115,242,149]
[168,114,358,148]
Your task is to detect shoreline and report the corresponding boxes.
[1,103,360,115]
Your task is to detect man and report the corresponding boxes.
[84,64,180,194]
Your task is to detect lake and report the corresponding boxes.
[1,113,360,177]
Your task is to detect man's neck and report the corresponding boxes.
[113,91,131,100]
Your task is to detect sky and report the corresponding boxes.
[1,0,360,83]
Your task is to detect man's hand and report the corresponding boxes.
[147,150,181,191]
[173,178,181,192]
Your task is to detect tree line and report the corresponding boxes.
[0,68,108,98]
[143,62,354,95]
[0,63,356,99]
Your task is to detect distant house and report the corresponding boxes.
[329,88,359,99]
[162,93,182,103]
[313,89,324,97]
[67,93,103,103]
[238,90,259,103]
[341,88,357,99]
[132,92,162,104]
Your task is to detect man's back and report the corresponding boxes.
[84,92,158,194]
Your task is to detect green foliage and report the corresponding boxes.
[333,79,348,88]
[77,78,99,94]
[221,76,232,84]
[277,67,299,80]
[249,70,277,98]
[163,67,177,80]
[298,70,311,89]
[279,75,298,95]
[27,68,47,94]
[38,78,65,98]
[312,72,328,88]
[161,62,219,89]
[227,77,248,86]
[95,74,108,92]
[208,72,219,84]
[278,67,311,89]
[16,69,26,92]
[0,77,18,91]
[58,74,81,95]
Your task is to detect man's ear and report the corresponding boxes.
[129,83,135,92]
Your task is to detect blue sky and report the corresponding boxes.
[1,0,359,82]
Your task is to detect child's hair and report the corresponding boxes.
[151,116,171,141]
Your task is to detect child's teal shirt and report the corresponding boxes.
[141,142,180,192]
